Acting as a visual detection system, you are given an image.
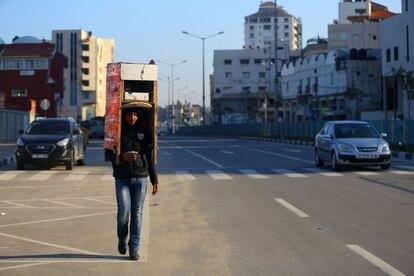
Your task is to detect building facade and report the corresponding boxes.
[0,36,65,117]
[281,49,383,121]
[244,1,302,51]
[212,2,300,124]
[329,0,396,50]
[380,0,414,120]
[52,30,114,120]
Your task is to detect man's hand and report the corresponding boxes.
[122,152,138,161]
[152,183,160,195]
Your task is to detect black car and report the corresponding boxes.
[15,118,85,170]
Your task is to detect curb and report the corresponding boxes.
[1,155,15,167]
[241,136,413,161]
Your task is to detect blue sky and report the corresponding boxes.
[0,0,402,107]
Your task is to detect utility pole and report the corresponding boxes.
[274,0,278,123]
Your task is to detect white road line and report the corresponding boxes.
[272,169,307,178]
[183,149,225,169]
[64,171,89,181]
[0,211,115,228]
[162,151,172,156]
[4,201,33,208]
[205,170,233,180]
[0,231,102,255]
[43,199,85,208]
[0,263,49,272]
[302,168,343,177]
[247,148,314,164]
[389,170,414,175]
[394,165,414,171]
[82,198,116,205]
[101,172,113,181]
[220,150,234,155]
[0,171,24,181]
[346,244,405,276]
[355,171,379,176]
[238,169,269,179]
[282,148,302,153]
[175,171,196,181]
[28,171,58,181]
[274,198,309,218]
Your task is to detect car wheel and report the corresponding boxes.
[16,159,25,170]
[315,148,324,167]
[331,151,341,171]
[66,150,74,170]
[380,163,390,170]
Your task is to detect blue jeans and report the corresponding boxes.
[115,177,148,252]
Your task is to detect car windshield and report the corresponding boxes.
[26,121,70,135]
[335,124,380,139]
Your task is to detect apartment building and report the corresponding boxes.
[52,30,114,120]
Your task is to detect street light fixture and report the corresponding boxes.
[158,60,187,134]
[182,30,224,125]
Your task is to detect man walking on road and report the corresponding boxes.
[105,108,159,261]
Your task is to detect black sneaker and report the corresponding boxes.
[129,253,140,261]
[118,239,127,255]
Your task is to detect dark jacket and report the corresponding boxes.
[105,123,158,184]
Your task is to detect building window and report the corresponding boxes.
[373,35,377,40]
[224,59,232,65]
[225,72,233,79]
[284,25,289,29]
[82,44,89,51]
[284,18,289,23]
[394,47,399,61]
[259,72,266,78]
[11,89,27,97]
[263,25,271,30]
[83,91,90,99]
[258,86,266,92]
[250,18,258,23]
[82,56,90,63]
[243,72,250,78]
[249,25,254,31]
[215,88,221,94]
[82,80,89,86]
[240,59,250,65]
[285,32,289,38]
[386,48,391,63]
[223,87,232,93]
[406,0,408,11]
[82,68,89,75]
[260,18,271,23]
[254,59,262,64]
[242,86,251,93]
[250,33,255,38]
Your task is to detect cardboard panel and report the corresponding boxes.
[120,63,158,81]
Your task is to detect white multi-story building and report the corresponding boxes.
[329,0,396,50]
[211,2,300,124]
[380,0,414,120]
[52,30,114,120]
[244,1,302,51]
[281,49,382,121]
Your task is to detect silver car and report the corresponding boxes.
[314,121,391,170]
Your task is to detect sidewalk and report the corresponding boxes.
[0,143,16,166]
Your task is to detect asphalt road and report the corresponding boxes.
[0,136,413,275]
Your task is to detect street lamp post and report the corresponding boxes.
[182,30,224,125]
[274,0,279,122]
[158,60,187,134]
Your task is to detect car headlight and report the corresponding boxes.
[381,144,390,153]
[16,138,25,147]
[56,138,69,147]
[338,144,353,153]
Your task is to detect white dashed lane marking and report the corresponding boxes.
[272,169,307,178]
[28,171,58,181]
[274,198,309,218]
[302,168,343,177]
[64,171,89,181]
[205,170,233,180]
[175,171,196,181]
[0,171,24,181]
[355,171,379,176]
[238,169,269,179]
